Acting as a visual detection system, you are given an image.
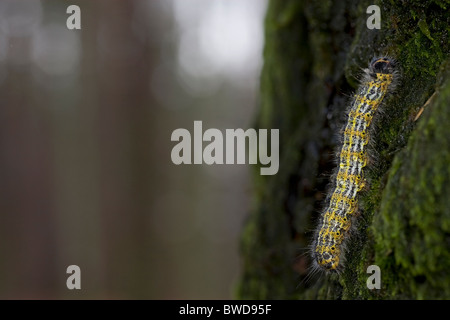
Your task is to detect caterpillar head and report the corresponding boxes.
[370,57,395,75]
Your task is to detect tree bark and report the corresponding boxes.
[238,0,450,299]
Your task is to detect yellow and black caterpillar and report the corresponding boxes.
[312,57,397,272]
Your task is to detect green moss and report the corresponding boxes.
[369,63,450,299]
[238,0,450,300]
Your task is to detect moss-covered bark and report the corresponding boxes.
[237,0,450,300]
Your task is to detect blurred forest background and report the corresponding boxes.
[0,0,267,298]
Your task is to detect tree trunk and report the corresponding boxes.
[238,0,450,299]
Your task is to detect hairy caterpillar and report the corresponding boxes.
[312,57,397,273]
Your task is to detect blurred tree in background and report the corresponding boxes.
[238,0,450,299]
[0,0,266,299]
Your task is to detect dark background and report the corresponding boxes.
[0,0,267,298]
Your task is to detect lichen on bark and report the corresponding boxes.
[237,0,450,300]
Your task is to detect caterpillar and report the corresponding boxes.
[311,57,397,273]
